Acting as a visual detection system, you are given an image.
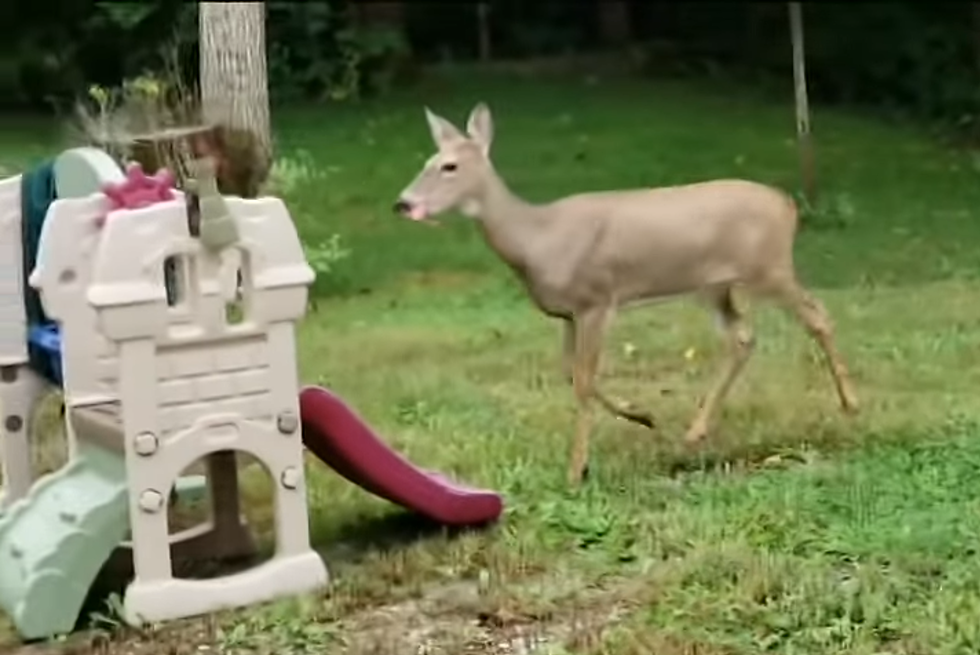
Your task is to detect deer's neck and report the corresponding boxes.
[465,167,545,272]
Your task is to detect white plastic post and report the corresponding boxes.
[0,366,46,509]
[0,175,27,367]
[0,175,45,508]
[57,191,328,626]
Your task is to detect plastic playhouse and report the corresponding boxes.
[0,146,503,641]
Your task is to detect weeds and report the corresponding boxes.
[3,71,980,654]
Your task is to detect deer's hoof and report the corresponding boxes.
[566,463,590,489]
[683,422,709,444]
[842,396,860,416]
[617,405,655,429]
[629,411,656,430]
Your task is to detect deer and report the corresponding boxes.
[393,103,859,488]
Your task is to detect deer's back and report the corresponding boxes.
[537,179,798,308]
[552,179,795,231]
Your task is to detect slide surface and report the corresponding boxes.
[299,386,504,526]
[0,444,129,640]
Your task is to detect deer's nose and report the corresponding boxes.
[393,199,412,215]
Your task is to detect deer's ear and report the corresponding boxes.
[466,102,494,156]
[424,107,463,146]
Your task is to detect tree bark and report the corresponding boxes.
[477,3,492,62]
[789,2,816,203]
[352,1,404,30]
[973,3,980,74]
[598,1,632,45]
[199,1,271,198]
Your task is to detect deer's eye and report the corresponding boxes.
[440,162,458,173]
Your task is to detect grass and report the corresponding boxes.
[4,67,980,653]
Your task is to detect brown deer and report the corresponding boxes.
[394,103,858,487]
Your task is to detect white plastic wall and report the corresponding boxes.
[0,176,27,366]
[29,194,122,407]
[32,189,326,625]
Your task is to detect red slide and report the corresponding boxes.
[298,386,504,527]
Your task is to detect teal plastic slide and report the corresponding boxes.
[0,442,129,640]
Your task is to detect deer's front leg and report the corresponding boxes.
[567,312,605,487]
[561,319,576,385]
[561,319,655,430]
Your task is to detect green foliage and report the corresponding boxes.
[266,149,324,196]
[797,191,858,233]
[340,25,412,98]
[0,0,186,111]
[266,150,350,283]
[74,61,202,188]
[92,2,156,31]
[217,595,338,653]
[0,0,410,111]
[86,592,127,633]
[266,2,409,104]
[265,2,343,103]
[304,235,351,280]
[800,4,980,128]
[2,0,980,135]
[636,2,980,137]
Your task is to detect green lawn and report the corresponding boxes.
[5,68,980,654]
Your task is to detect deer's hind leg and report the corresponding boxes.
[767,278,859,414]
[684,286,756,444]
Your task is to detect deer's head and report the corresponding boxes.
[394,103,494,223]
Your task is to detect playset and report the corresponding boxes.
[0,146,503,641]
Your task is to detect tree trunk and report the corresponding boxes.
[352,1,404,30]
[788,2,816,203]
[973,3,980,74]
[477,3,492,62]
[199,1,271,198]
[598,1,632,45]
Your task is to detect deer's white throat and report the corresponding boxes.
[460,198,482,218]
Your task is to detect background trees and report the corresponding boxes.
[2,1,978,141]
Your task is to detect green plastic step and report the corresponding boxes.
[0,442,128,640]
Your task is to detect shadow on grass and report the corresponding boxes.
[70,509,493,636]
[317,509,497,564]
[77,552,262,635]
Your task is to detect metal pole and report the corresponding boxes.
[478,3,492,62]
[789,2,816,202]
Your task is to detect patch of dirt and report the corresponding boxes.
[2,576,639,655]
[326,582,630,654]
[396,270,488,291]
